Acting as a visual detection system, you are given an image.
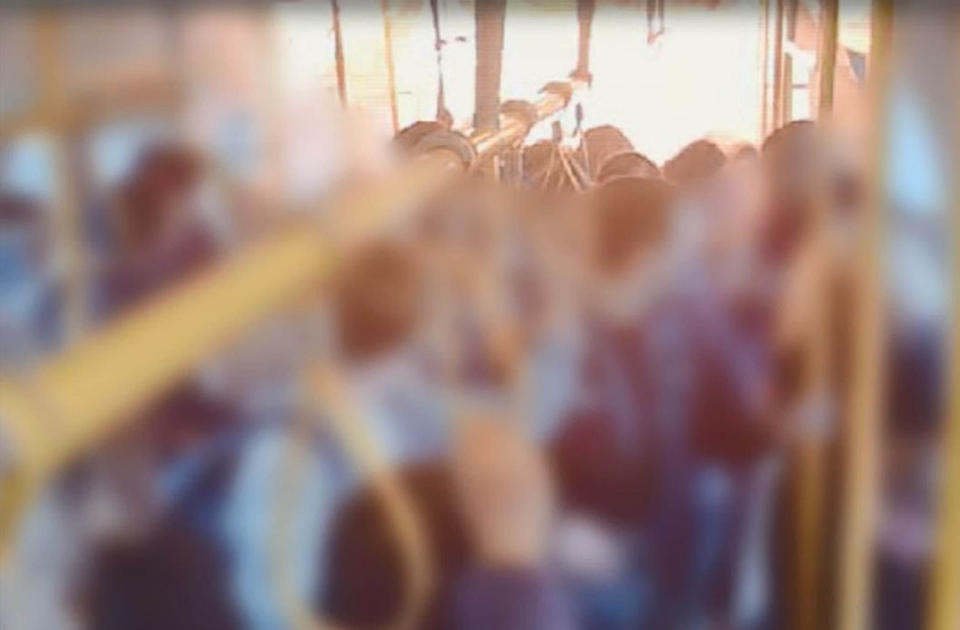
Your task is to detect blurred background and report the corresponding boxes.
[0,1,957,629]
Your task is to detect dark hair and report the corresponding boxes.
[119,143,204,248]
[0,193,44,228]
[580,125,634,177]
[730,142,760,163]
[129,143,204,197]
[591,176,674,275]
[760,119,815,156]
[0,193,49,260]
[332,240,423,362]
[662,139,726,186]
[596,150,661,184]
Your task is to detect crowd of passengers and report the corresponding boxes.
[0,118,942,630]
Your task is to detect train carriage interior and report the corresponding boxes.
[0,1,958,629]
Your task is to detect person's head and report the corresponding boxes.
[758,120,851,270]
[661,140,740,261]
[754,121,815,277]
[595,150,661,184]
[663,139,727,187]
[760,120,819,210]
[588,176,674,319]
[118,143,205,251]
[713,141,765,262]
[758,120,868,330]
[730,142,760,164]
[332,239,425,364]
[580,125,634,178]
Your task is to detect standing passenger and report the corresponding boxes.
[551,174,770,628]
[226,239,446,630]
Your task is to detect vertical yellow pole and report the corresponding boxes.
[782,0,798,124]
[34,15,86,340]
[574,0,595,82]
[381,0,400,134]
[262,7,286,208]
[818,0,840,116]
[331,0,348,106]
[927,18,960,630]
[473,0,507,132]
[759,0,771,138]
[771,0,786,130]
[836,1,894,629]
[793,3,841,628]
